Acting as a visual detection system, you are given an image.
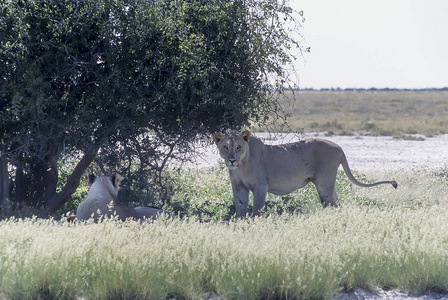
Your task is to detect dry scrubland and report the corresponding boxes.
[281,90,448,137]
[2,90,448,299]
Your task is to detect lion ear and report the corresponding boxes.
[111,173,123,188]
[240,130,251,142]
[88,174,96,186]
[212,132,224,145]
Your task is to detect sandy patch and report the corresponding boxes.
[194,133,448,171]
[332,288,448,300]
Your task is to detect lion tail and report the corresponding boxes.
[340,152,398,189]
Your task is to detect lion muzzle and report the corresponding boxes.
[227,159,238,169]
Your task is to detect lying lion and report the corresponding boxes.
[213,131,398,218]
[76,173,167,222]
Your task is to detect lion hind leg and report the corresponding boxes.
[316,186,339,208]
[313,165,340,208]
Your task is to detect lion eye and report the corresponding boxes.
[236,145,241,151]
[223,145,228,150]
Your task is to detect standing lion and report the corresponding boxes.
[213,131,398,218]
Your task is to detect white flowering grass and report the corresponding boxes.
[351,166,448,209]
[2,204,448,299]
[2,167,448,299]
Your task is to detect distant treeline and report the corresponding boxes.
[295,87,448,92]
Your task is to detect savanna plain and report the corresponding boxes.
[2,90,448,300]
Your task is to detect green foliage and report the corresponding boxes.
[165,167,236,221]
[163,168,385,220]
[0,0,302,212]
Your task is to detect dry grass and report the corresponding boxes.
[276,90,448,136]
[2,167,448,299]
[2,205,448,299]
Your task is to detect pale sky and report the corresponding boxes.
[290,0,448,89]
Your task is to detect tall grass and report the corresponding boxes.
[2,166,448,299]
[2,206,448,299]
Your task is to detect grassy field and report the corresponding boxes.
[2,166,448,299]
[2,90,448,299]
[278,90,448,136]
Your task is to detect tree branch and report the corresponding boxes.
[44,149,98,213]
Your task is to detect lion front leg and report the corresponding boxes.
[231,184,250,218]
[252,186,268,217]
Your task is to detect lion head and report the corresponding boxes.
[212,131,251,170]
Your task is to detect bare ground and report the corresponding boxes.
[195,132,448,171]
[332,288,448,300]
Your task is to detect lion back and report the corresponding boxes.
[76,174,122,221]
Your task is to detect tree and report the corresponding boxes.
[0,0,303,214]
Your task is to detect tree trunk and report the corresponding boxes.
[41,153,59,206]
[0,153,10,206]
[44,150,98,213]
[30,160,45,205]
[15,166,27,203]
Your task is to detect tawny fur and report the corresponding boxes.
[213,131,397,218]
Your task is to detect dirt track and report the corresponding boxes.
[196,133,448,170]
